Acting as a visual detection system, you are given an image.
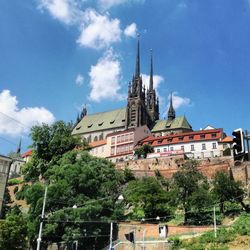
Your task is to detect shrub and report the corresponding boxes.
[8,178,23,186]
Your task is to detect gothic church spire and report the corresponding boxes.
[135,35,140,78]
[168,93,176,121]
[149,49,154,91]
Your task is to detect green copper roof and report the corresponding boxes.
[72,108,126,135]
[151,116,192,132]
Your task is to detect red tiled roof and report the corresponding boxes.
[21,149,33,158]
[220,136,233,143]
[138,129,223,147]
[89,140,107,148]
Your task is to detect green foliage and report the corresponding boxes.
[212,172,248,213]
[8,178,23,186]
[124,177,172,219]
[172,160,211,224]
[134,144,154,158]
[0,210,28,249]
[22,121,89,181]
[21,151,127,249]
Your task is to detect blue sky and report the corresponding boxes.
[1,0,250,155]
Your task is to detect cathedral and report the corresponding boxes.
[72,39,192,142]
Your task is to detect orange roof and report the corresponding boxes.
[138,129,223,147]
[89,140,107,148]
[21,149,33,158]
[220,136,233,143]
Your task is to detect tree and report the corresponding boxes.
[124,177,172,220]
[212,171,248,214]
[172,160,211,224]
[22,121,89,181]
[0,209,28,249]
[134,144,154,158]
[21,151,127,249]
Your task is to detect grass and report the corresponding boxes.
[169,213,250,250]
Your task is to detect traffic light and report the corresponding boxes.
[232,128,245,155]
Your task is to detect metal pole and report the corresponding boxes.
[213,206,217,238]
[37,185,48,250]
[109,222,113,250]
[245,130,250,160]
[142,229,147,250]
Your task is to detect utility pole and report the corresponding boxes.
[109,221,113,250]
[37,185,48,250]
[213,206,217,238]
[245,130,250,160]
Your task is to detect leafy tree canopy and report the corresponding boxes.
[22,121,89,181]
[134,144,154,158]
[123,177,172,220]
[172,160,211,224]
[22,151,127,249]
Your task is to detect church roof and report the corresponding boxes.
[151,116,192,132]
[72,107,126,135]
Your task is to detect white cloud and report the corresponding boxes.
[124,23,137,38]
[75,74,84,86]
[77,9,122,49]
[0,90,55,136]
[141,74,164,91]
[38,0,81,24]
[88,49,124,101]
[98,0,126,10]
[169,92,191,109]
[98,0,145,10]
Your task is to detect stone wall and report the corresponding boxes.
[116,156,234,180]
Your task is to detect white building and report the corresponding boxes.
[138,128,233,159]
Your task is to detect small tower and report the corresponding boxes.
[80,104,87,119]
[167,93,176,121]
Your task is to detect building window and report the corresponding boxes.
[212,143,217,149]
[178,137,183,141]
[164,148,167,152]
[189,136,194,140]
[129,133,133,141]
[191,145,195,151]
[168,139,172,142]
[212,133,217,138]
[170,146,174,151]
[181,146,184,151]
[125,134,129,142]
[200,134,205,139]
[111,137,115,145]
[202,143,206,150]
[117,136,121,143]
[157,148,160,152]
[111,147,115,155]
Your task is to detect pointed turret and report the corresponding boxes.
[16,138,21,155]
[149,49,154,91]
[80,104,87,119]
[168,93,176,121]
[135,35,140,78]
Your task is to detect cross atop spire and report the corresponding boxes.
[135,34,140,78]
[168,92,176,121]
[149,49,154,91]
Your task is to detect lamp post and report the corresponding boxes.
[37,185,48,250]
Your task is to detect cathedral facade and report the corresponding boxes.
[72,39,192,142]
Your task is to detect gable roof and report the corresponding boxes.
[151,116,192,133]
[72,108,126,135]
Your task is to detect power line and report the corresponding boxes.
[0,111,30,129]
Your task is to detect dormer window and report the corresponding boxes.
[98,122,103,126]
[87,124,93,128]
[76,126,81,130]
[110,120,115,124]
